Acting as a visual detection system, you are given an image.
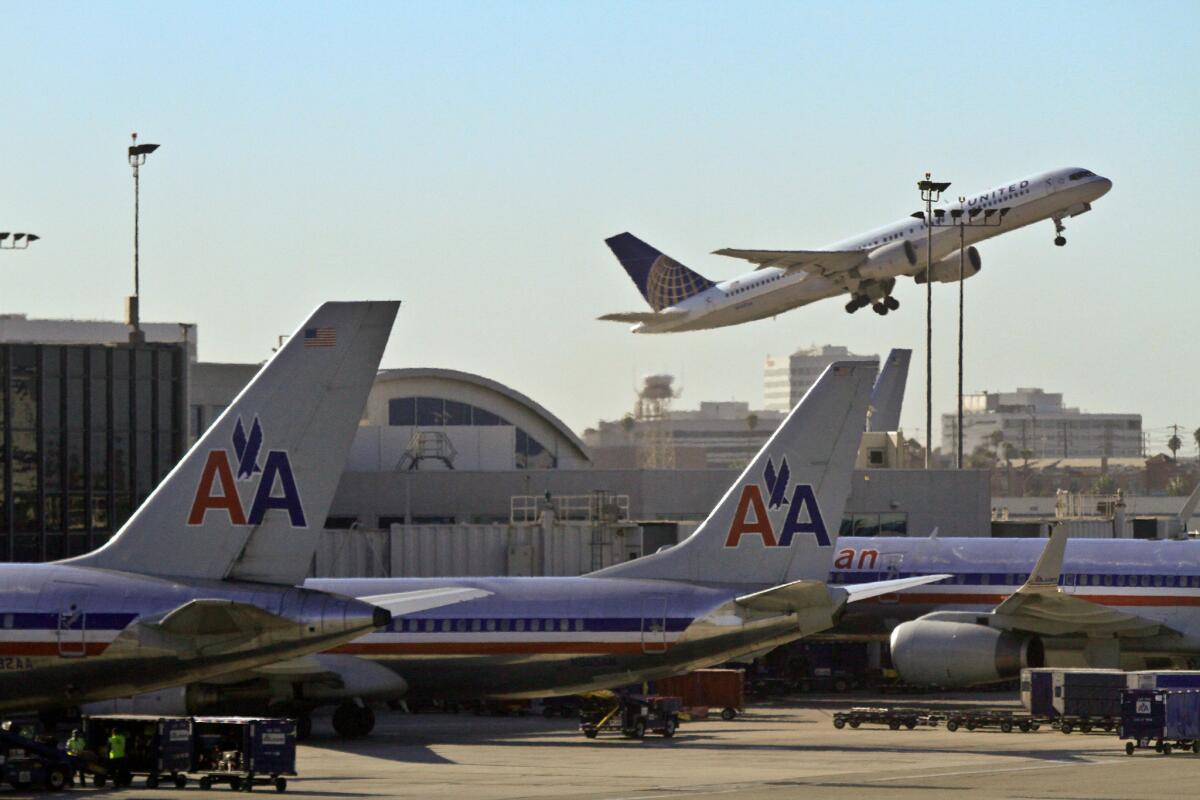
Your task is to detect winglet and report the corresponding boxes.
[994,524,1067,615]
[1179,481,1200,533]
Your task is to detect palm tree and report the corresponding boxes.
[1169,434,1182,462]
[1194,427,1200,460]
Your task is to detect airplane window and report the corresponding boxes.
[471,619,481,632]
[424,619,435,632]
[558,619,569,632]
[500,619,511,632]
[531,619,540,632]
[455,619,467,632]
[1102,574,1111,586]
[441,620,452,632]
[1068,170,1093,180]
[575,619,584,631]
[486,619,496,632]
[1154,575,1163,587]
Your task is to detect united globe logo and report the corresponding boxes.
[645,254,713,311]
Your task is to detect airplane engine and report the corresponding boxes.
[859,239,917,281]
[296,654,409,701]
[889,619,1043,687]
[913,246,981,284]
[80,686,195,716]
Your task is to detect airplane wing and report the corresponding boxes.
[597,310,687,324]
[735,574,951,613]
[712,248,865,276]
[990,526,1169,637]
[153,599,297,637]
[357,587,492,616]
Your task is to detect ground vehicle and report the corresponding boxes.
[656,670,744,720]
[1120,689,1200,756]
[192,718,296,792]
[943,709,1040,733]
[832,707,937,730]
[580,695,681,739]
[0,726,78,791]
[85,715,191,788]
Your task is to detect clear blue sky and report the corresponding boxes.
[2,2,1197,452]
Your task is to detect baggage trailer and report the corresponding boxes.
[943,709,1041,733]
[1021,668,1126,733]
[1127,671,1200,692]
[84,715,192,789]
[192,717,296,792]
[579,695,681,739]
[655,669,745,721]
[1120,689,1200,755]
[832,707,940,731]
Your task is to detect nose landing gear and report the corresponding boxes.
[1053,217,1067,247]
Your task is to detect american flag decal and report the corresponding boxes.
[304,327,337,347]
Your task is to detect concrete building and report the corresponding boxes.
[764,345,879,412]
[0,313,198,362]
[942,387,1142,459]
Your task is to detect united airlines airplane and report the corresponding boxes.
[0,302,485,714]
[600,167,1112,332]
[85,362,947,737]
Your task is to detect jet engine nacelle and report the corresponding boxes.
[81,685,194,716]
[889,618,1044,687]
[297,654,410,701]
[859,239,917,281]
[913,246,981,284]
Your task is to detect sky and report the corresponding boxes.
[1,1,1197,453]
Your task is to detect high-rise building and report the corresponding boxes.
[763,345,879,412]
[941,387,1142,459]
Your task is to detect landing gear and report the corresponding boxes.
[884,296,899,311]
[1053,217,1067,246]
[332,700,376,738]
[844,295,870,314]
[295,714,313,741]
[872,302,888,315]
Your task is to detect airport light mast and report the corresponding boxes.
[912,198,1009,468]
[128,132,160,344]
[916,174,950,468]
[0,232,39,250]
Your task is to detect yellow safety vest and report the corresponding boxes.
[108,734,125,759]
[67,737,86,756]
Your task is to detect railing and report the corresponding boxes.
[510,491,631,524]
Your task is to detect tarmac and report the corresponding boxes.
[24,694,1200,799]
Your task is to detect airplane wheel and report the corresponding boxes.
[1054,235,1066,246]
[333,701,375,738]
[872,303,887,315]
[845,299,860,314]
[295,714,313,741]
[884,296,899,311]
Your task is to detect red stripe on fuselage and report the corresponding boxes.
[329,641,666,656]
[859,592,1200,607]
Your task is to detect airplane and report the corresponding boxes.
[599,167,1112,332]
[83,361,949,737]
[829,484,1200,687]
[866,348,909,433]
[0,301,487,714]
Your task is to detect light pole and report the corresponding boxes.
[128,132,160,344]
[917,174,950,468]
[0,232,39,250]
[912,200,1010,468]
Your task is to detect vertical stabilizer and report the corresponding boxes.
[866,348,910,432]
[605,233,715,311]
[63,301,399,585]
[591,361,874,586]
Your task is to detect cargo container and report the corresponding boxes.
[1127,671,1200,691]
[1051,669,1126,731]
[1020,669,1056,717]
[83,715,192,789]
[191,718,296,792]
[1119,689,1200,755]
[655,670,744,720]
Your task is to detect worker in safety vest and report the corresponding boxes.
[107,729,128,784]
[66,730,87,785]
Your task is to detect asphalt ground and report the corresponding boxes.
[9,694,1194,799]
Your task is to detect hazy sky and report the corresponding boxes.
[2,2,1197,452]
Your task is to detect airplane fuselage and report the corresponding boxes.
[306,576,819,699]
[633,167,1112,332]
[0,563,381,712]
[828,536,1200,659]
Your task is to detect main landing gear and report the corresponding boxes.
[332,700,376,738]
[847,295,899,315]
[1053,217,1067,247]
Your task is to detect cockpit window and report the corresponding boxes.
[1068,170,1094,180]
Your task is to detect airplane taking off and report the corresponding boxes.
[0,301,486,714]
[89,361,948,737]
[600,167,1112,332]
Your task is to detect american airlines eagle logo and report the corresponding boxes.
[724,456,830,548]
[187,416,307,527]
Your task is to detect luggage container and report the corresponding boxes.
[655,669,744,721]
[192,717,296,792]
[1119,689,1200,755]
[1127,671,1200,691]
[1021,669,1056,718]
[1051,669,1126,732]
[83,715,192,789]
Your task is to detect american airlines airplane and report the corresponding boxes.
[0,302,485,714]
[600,167,1112,332]
[85,361,947,737]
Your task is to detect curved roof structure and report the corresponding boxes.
[362,368,591,468]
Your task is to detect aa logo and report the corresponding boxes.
[187,416,307,527]
[724,456,830,548]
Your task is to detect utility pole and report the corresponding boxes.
[127,133,160,344]
[917,174,950,468]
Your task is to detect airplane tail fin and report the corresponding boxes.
[63,301,399,585]
[591,361,874,586]
[866,348,910,432]
[605,233,715,311]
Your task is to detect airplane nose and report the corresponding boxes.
[1096,176,1113,196]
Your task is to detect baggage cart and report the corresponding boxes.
[832,706,941,730]
[655,669,745,721]
[943,708,1041,733]
[192,717,296,792]
[84,715,192,789]
[1120,689,1200,755]
[579,695,681,739]
[1127,671,1200,692]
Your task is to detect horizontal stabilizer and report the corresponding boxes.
[834,574,953,605]
[735,580,831,613]
[359,587,492,616]
[153,599,297,638]
[598,310,686,324]
[714,248,864,274]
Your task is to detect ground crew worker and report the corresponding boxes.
[107,728,127,785]
[66,729,87,786]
